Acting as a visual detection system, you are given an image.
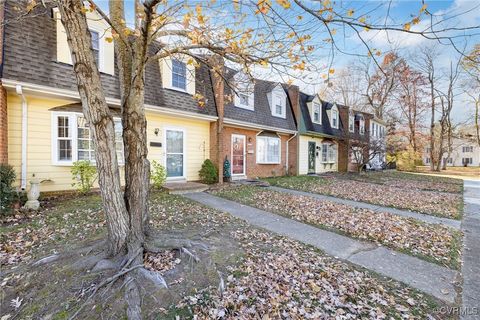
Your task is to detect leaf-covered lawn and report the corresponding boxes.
[1,196,104,266]
[265,174,463,219]
[1,192,446,318]
[338,171,463,193]
[212,185,462,269]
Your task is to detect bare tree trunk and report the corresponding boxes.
[475,96,480,147]
[57,0,129,256]
[110,0,151,261]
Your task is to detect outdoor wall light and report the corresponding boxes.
[154,128,159,136]
[248,137,252,143]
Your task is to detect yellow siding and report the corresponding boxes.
[298,135,338,175]
[54,9,115,75]
[7,93,211,192]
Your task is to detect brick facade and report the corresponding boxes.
[212,126,295,179]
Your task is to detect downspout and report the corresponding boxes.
[286,132,297,175]
[15,85,27,190]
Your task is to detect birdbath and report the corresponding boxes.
[24,178,41,210]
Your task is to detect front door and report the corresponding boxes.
[165,129,185,178]
[308,141,316,174]
[231,134,246,176]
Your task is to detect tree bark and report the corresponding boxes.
[209,56,225,183]
[110,0,151,261]
[57,0,129,256]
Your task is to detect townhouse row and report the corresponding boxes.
[0,3,386,192]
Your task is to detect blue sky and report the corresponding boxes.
[94,0,479,122]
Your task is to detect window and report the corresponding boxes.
[425,157,430,164]
[447,157,453,164]
[312,103,321,124]
[359,119,365,135]
[349,113,354,132]
[328,144,336,162]
[90,30,100,67]
[257,136,281,164]
[56,116,72,161]
[463,146,473,153]
[321,143,328,163]
[462,157,473,165]
[53,113,123,165]
[351,147,363,163]
[273,94,285,117]
[77,116,95,161]
[172,59,187,90]
[331,110,338,128]
[239,94,249,106]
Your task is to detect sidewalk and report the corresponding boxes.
[184,192,458,304]
[461,180,480,320]
[269,186,461,229]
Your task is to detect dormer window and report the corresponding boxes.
[90,30,100,67]
[349,111,354,132]
[359,117,365,135]
[312,102,321,124]
[172,59,187,90]
[234,72,254,110]
[332,109,338,129]
[268,84,287,118]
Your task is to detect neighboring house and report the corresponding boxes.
[293,92,344,175]
[209,70,298,180]
[367,118,387,170]
[0,3,217,191]
[423,137,480,167]
[344,109,373,172]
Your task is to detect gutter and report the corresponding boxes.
[304,130,338,140]
[224,118,297,135]
[1,79,218,122]
[15,85,27,189]
[285,132,297,175]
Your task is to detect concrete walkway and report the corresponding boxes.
[461,180,480,320]
[269,186,461,230]
[184,192,457,304]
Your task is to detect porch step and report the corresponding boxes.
[163,182,209,195]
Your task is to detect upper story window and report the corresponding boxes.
[272,94,286,118]
[312,103,321,124]
[349,111,354,132]
[234,73,254,110]
[331,109,339,129]
[172,59,187,90]
[463,146,473,153]
[90,30,100,67]
[52,112,123,165]
[359,117,365,135]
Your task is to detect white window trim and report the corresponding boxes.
[359,119,365,135]
[256,135,281,164]
[164,127,187,181]
[234,91,254,111]
[331,109,339,129]
[51,112,123,166]
[349,114,354,132]
[312,102,321,124]
[171,59,188,92]
[272,93,286,118]
[88,25,106,73]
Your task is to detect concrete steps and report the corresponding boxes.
[163,182,209,195]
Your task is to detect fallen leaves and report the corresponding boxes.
[266,173,463,219]
[213,185,462,268]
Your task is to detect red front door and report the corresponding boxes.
[232,134,245,175]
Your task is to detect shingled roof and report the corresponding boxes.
[299,92,345,138]
[221,69,297,132]
[0,3,217,117]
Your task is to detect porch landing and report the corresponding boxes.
[163,182,209,195]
